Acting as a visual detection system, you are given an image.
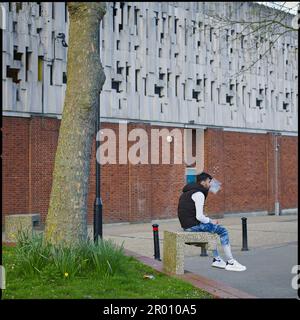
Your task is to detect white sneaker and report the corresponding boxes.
[211,257,226,269]
[225,259,247,272]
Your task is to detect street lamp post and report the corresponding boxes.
[94,90,103,242]
[94,24,103,242]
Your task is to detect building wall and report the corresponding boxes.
[203,129,299,216]
[2,116,298,226]
[2,2,298,132]
[2,117,187,224]
[2,2,298,226]
[2,117,30,216]
[2,116,60,224]
[280,135,298,209]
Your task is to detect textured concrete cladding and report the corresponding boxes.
[2,2,298,132]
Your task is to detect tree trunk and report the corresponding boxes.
[45,2,106,245]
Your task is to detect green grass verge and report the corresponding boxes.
[2,245,212,299]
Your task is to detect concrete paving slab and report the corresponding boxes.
[185,242,298,298]
[95,214,298,258]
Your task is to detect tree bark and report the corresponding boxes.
[45,2,106,245]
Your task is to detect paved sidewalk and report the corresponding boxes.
[96,213,298,299]
[96,214,297,258]
[185,242,298,298]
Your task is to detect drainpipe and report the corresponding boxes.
[274,133,280,215]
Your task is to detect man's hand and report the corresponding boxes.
[210,219,219,224]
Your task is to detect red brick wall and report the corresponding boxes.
[280,135,298,209]
[87,123,185,224]
[2,117,30,222]
[2,117,186,225]
[203,128,225,217]
[204,129,298,216]
[28,117,60,222]
[88,122,131,224]
[2,116,298,226]
[266,132,276,214]
[131,124,185,222]
[223,131,269,213]
[204,129,271,215]
[2,117,61,224]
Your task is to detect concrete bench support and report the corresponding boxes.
[5,214,40,242]
[163,230,218,275]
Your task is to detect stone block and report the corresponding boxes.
[163,230,218,275]
[4,213,40,242]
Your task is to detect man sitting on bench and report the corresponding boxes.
[177,172,246,272]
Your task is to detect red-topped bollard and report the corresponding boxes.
[152,224,161,261]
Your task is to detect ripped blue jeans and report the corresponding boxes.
[184,223,230,246]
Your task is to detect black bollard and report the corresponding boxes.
[152,224,161,261]
[241,217,249,251]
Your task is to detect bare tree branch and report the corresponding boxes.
[194,2,299,75]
